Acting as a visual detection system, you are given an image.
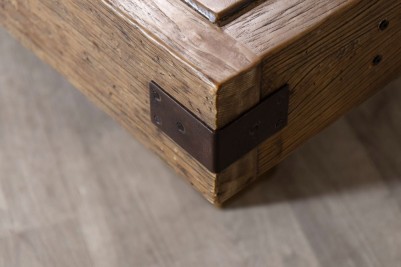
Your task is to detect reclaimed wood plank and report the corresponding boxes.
[107,0,261,127]
[2,30,401,265]
[219,0,401,202]
[0,0,222,203]
[2,0,401,204]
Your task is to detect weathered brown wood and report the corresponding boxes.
[107,0,262,128]
[214,0,401,203]
[1,0,401,204]
[3,28,401,265]
[0,0,261,203]
[223,0,354,55]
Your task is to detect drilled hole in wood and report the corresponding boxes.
[379,19,390,31]
[372,55,383,66]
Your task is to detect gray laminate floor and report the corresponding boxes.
[1,28,401,267]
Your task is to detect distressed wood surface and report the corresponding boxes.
[218,0,401,202]
[1,29,401,266]
[1,0,401,204]
[0,0,262,204]
[256,0,401,175]
[223,0,354,55]
[106,0,261,127]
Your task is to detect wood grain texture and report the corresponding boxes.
[2,0,401,204]
[256,0,401,174]
[106,0,261,127]
[2,30,401,266]
[218,0,401,202]
[224,0,354,55]
[6,0,261,130]
[0,0,261,204]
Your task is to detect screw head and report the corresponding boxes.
[152,90,161,102]
[275,119,286,129]
[379,20,390,31]
[153,115,162,125]
[176,122,185,134]
[249,122,261,137]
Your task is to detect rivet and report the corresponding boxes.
[152,90,161,102]
[153,115,162,125]
[249,122,261,136]
[275,119,285,129]
[177,122,185,134]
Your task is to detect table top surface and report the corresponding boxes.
[182,0,256,23]
[1,28,401,267]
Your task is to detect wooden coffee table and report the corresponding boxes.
[1,0,401,204]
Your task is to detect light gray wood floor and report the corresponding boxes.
[1,28,401,267]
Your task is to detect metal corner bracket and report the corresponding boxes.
[149,81,289,173]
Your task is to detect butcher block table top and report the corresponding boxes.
[1,0,401,204]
